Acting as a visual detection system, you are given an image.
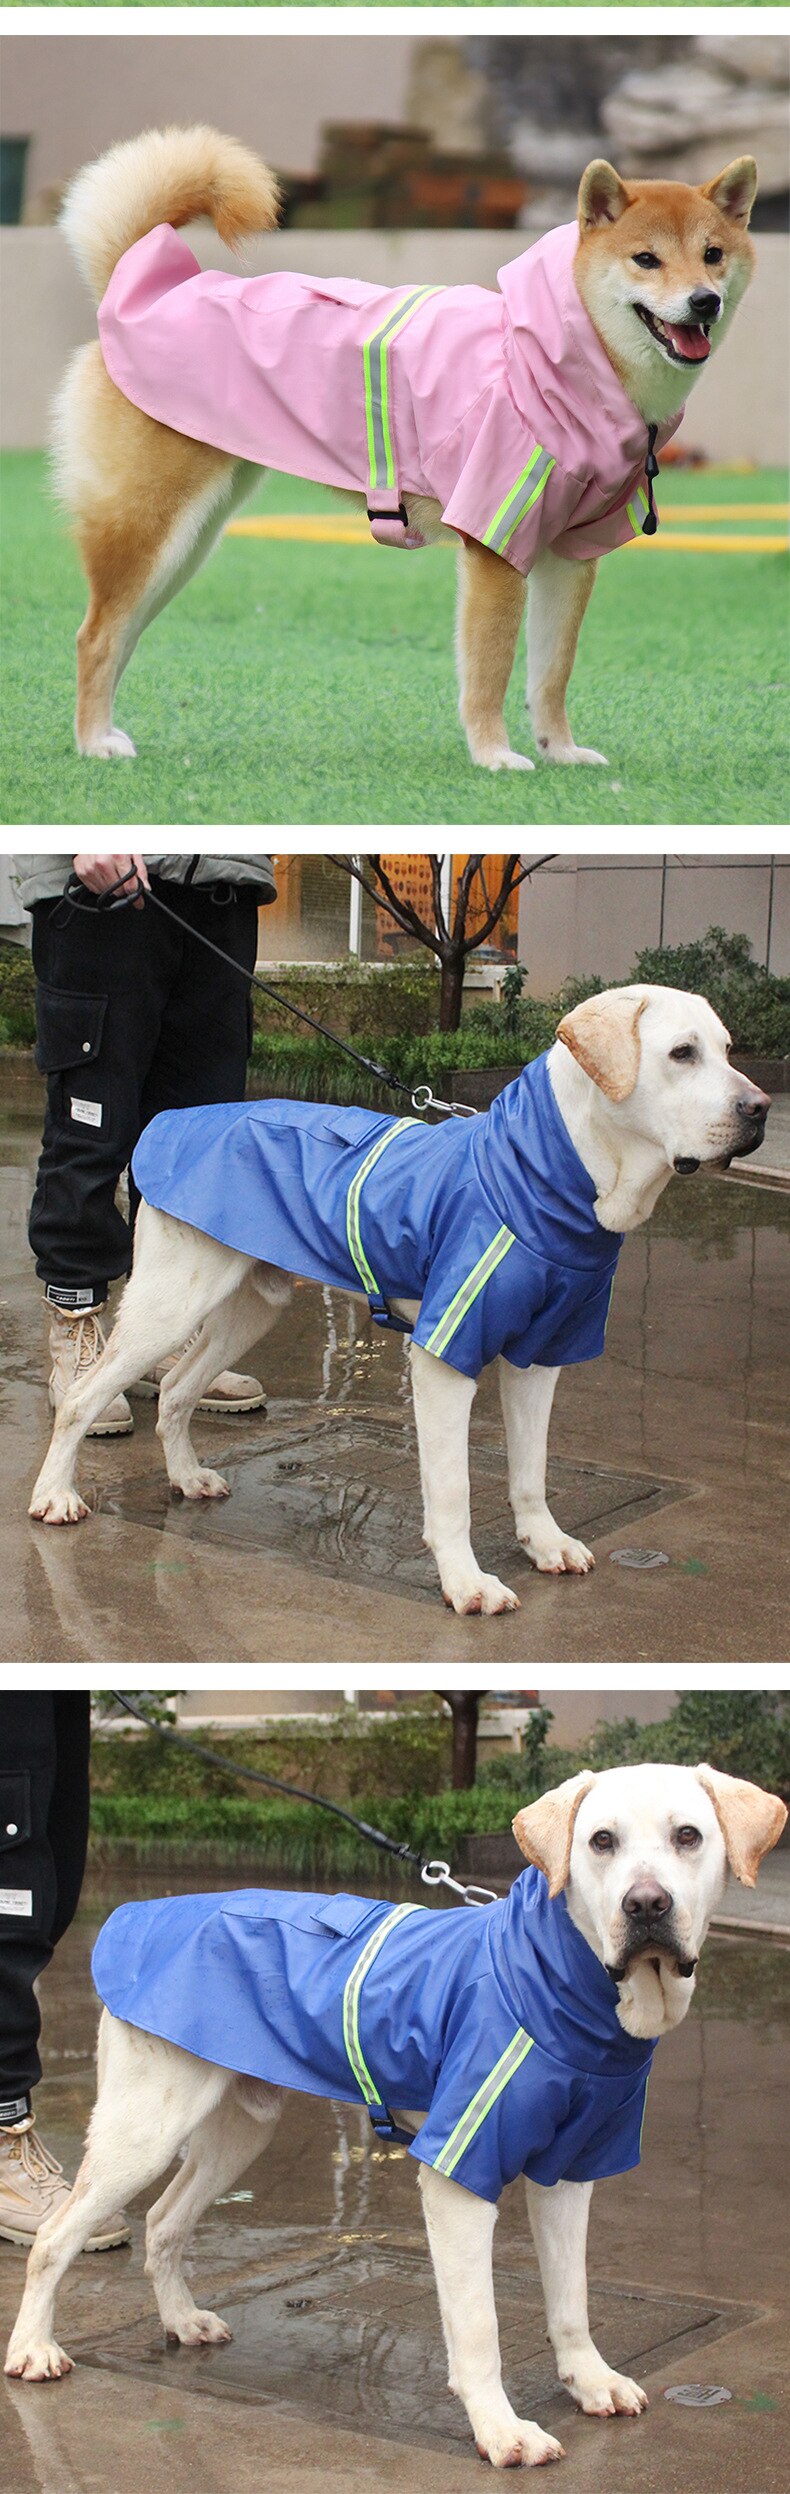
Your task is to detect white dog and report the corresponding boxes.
[6,1761,786,2470]
[27,986,769,1613]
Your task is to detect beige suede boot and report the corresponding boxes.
[0,2119,130,2251]
[47,1303,134,1437]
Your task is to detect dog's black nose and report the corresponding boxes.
[688,288,721,321]
[736,1091,770,1124]
[622,1879,672,1920]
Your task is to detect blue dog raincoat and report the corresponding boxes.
[92,1869,654,2204]
[131,1051,622,1380]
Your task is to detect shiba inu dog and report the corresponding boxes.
[54,128,757,772]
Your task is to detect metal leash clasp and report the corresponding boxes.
[411,1085,478,1121]
[421,1858,497,1908]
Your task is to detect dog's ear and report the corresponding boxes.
[556,991,648,1103]
[695,1764,787,1888]
[578,161,632,231]
[700,159,758,229]
[513,1774,596,1898]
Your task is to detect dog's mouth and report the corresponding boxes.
[634,304,713,366]
[607,1940,698,1983]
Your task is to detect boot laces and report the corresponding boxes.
[5,2123,65,2189]
[68,1311,108,1373]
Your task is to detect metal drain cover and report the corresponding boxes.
[74,2237,750,2448]
[107,1413,689,1600]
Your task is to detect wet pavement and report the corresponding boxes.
[2,1082,789,1664]
[1,1875,788,2494]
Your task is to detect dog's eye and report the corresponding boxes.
[674,1825,702,1850]
[669,1043,697,1063]
[632,251,662,270]
[704,247,724,266]
[590,1829,616,1854]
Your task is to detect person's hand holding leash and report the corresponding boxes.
[72,854,150,907]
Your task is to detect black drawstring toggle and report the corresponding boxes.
[642,423,660,536]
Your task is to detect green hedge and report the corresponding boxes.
[88,1692,788,1875]
[4,928,788,1066]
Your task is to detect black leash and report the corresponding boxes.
[61,868,476,1122]
[108,1693,497,1906]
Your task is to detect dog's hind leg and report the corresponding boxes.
[144,2081,283,2346]
[155,1267,291,1501]
[525,549,605,764]
[29,1206,255,1524]
[5,2016,232,2383]
[54,347,259,759]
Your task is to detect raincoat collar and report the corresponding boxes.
[497,220,683,488]
[493,1869,655,2077]
[471,1051,623,1273]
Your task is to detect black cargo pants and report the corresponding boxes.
[29,879,259,1306]
[0,1694,91,2118]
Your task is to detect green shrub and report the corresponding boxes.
[0,943,36,1046]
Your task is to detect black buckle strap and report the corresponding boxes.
[642,424,660,536]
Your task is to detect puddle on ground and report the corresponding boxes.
[74,2246,752,2445]
[103,1417,689,1596]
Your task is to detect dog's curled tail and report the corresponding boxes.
[60,124,281,302]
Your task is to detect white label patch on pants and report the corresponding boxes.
[0,1890,33,1917]
[70,1096,103,1128]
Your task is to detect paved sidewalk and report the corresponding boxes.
[711,1847,790,1936]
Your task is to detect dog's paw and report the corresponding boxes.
[442,1569,521,1616]
[28,1488,89,1526]
[174,1467,230,1503]
[537,741,608,767]
[475,2421,564,2467]
[79,728,137,761]
[519,1532,595,1577]
[563,2362,647,2419]
[478,748,536,774]
[168,2309,233,2348]
[4,2338,74,2382]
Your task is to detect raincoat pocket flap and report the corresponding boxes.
[306,277,382,313]
[309,1893,383,1939]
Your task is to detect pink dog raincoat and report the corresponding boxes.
[98,219,684,571]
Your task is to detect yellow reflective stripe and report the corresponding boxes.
[362,288,442,493]
[346,1117,418,1297]
[627,489,649,534]
[483,449,555,554]
[342,1904,421,2104]
[432,2028,534,2177]
[424,1224,515,1359]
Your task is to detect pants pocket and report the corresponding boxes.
[34,983,110,1133]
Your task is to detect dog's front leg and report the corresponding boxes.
[526,550,606,765]
[410,1344,519,1614]
[456,538,531,771]
[419,2168,564,2467]
[498,1361,594,1575]
[525,2178,647,2420]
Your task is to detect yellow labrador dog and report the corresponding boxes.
[6,1763,786,2472]
[28,985,769,1610]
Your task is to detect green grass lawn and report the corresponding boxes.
[1,452,787,826]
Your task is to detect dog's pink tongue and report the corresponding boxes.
[666,321,711,362]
